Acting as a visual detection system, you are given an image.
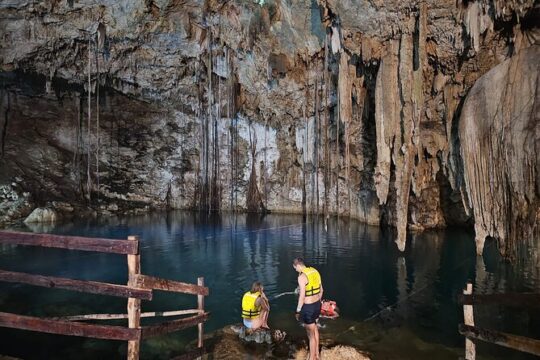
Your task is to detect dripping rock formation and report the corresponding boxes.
[0,0,538,256]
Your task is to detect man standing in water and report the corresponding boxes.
[293,258,323,360]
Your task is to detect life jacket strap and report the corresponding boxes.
[305,286,321,296]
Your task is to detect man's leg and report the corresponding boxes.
[306,323,317,360]
[313,323,320,360]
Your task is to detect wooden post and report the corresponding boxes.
[464,282,475,360]
[197,277,204,350]
[127,236,141,360]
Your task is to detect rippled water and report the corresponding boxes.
[0,211,539,359]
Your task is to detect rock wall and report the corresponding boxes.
[0,0,538,256]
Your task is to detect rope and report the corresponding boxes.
[139,219,311,250]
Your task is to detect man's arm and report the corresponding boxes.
[319,283,324,301]
[296,274,306,313]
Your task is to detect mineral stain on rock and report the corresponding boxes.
[0,0,538,258]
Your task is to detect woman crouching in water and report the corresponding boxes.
[241,281,270,332]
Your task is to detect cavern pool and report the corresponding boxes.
[0,212,539,359]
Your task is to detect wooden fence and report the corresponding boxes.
[0,230,209,360]
[458,282,540,359]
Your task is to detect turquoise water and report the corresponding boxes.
[0,211,539,359]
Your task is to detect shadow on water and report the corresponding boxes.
[0,211,539,359]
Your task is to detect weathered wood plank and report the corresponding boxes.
[0,312,139,341]
[459,324,540,357]
[0,231,138,255]
[137,275,209,296]
[0,269,152,300]
[457,293,540,308]
[463,283,475,360]
[171,347,206,360]
[197,277,204,348]
[141,313,209,339]
[127,235,142,360]
[51,309,202,322]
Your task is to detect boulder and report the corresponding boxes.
[24,208,58,224]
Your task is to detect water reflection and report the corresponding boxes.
[0,211,538,359]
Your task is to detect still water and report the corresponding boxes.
[0,211,539,359]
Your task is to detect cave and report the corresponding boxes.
[0,1,538,359]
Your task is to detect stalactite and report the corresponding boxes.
[310,72,316,215]
[314,72,320,216]
[230,53,238,212]
[335,70,340,217]
[196,60,204,211]
[345,119,351,214]
[72,93,83,197]
[212,64,220,211]
[1,91,9,158]
[86,38,92,203]
[459,46,539,257]
[227,47,234,211]
[246,121,265,213]
[165,181,172,211]
[263,117,268,206]
[323,33,330,224]
[338,52,354,215]
[373,13,423,252]
[302,103,307,216]
[207,43,212,213]
[95,41,100,207]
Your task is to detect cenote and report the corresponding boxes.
[0,212,538,359]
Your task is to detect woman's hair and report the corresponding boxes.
[293,257,305,266]
[251,281,263,293]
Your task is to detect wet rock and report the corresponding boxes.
[51,201,74,213]
[230,324,286,344]
[294,345,371,360]
[24,207,58,224]
[0,184,33,226]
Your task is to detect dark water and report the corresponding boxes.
[0,211,539,359]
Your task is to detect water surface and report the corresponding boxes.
[0,211,539,359]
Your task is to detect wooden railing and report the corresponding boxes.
[0,230,209,360]
[458,282,540,359]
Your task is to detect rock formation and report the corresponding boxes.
[459,45,539,256]
[0,0,538,256]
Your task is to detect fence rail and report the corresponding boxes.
[0,230,138,254]
[459,324,540,357]
[0,269,153,300]
[458,282,540,359]
[0,230,209,360]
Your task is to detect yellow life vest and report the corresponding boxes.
[301,267,321,296]
[241,291,261,319]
